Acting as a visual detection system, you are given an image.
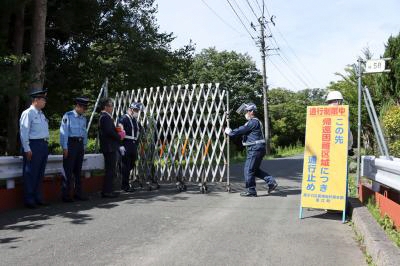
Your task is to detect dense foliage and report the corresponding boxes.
[327,33,400,155]
[0,0,194,154]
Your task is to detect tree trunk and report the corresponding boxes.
[6,1,25,155]
[29,0,47,89]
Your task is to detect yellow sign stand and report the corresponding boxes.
[299,105,349,222]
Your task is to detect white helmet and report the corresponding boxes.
[326,91,343,102]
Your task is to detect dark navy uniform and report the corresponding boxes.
[99,110,121,195]
[118,113,140,191]
[228,117,277,195]
[19,88,49,208]
[59,98,89,201]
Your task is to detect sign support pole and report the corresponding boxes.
[356,58,363,195]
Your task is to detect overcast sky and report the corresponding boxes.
[155,0,399,91]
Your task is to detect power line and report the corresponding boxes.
[245,0,259,20]
[263,16,319,86]
[226,0,257,42]
[200,0,243,36]
[262,0,272,18]
[261,2,322,87]
[231,0,253,27]
[277,53,311,88]
[263,24,313,88]
[262,18,315,87]
[277,46,314,86]
[274,26,323,87]
[268,57,298,89]
[252,0,263,14]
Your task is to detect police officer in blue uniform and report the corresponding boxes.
[60,97,90,202]
[118,102,143,192]
[225,103,278,197]
[19,88,50,208]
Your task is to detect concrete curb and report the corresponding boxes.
[349,197,400,266]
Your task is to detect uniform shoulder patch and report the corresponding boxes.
[63,112,71,124]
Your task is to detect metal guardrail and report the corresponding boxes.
[361,155,400,191]
[0,154,104,189]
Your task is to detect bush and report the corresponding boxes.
[48,129,62,155]
[48,129,98,155]
[382,105,400,157]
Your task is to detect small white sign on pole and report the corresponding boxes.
[365,59,386,73]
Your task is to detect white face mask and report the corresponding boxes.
[245,113,251,120]
[132,112,139,118]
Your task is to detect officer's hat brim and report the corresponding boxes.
[75,97,90,106]
[29,88,48,98]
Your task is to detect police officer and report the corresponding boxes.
[19,88,50,208]
[98,98,122,198]
[60,97,90,202]
[225,103,278,197]
[118,102,143,192]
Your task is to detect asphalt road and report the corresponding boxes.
[0,155,366,265]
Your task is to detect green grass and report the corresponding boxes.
[230,144,304,163]
[350,221,376,266]
[348,173,357,198]
[347,155,400,249]
[366,197,400,248]
[268,144,304,158]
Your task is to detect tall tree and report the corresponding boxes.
[6,0,26,155]
[29,0,47,90]
[268,88,325,150]
[378,33,400,105]
[186,47,263,129]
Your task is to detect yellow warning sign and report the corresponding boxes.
[300,105,349,211]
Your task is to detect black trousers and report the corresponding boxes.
[102,151,117,194]
[62,139,84,198]
[22,139,48,205]
[121,148,138,189]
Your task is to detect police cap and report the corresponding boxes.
[29,88,48,98]
[75,97,89,106]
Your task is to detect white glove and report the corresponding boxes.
[119,146,126,156]
[224,127,232,135]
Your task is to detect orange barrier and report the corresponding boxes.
[159,140,167,157]
[181,138,189,156]
[140,143,145,156]
[203,139,211,158]
[359,183,400,230]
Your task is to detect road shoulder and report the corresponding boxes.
[349,197,400,266]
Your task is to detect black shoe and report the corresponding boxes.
[240,191,257,197]
[122,187,135,193]
[74,194,89,201]
[62,197,74,203]
[36,201,49,206]
[268,183,278,194]
[101,192,119,198]
[25,203,37,209]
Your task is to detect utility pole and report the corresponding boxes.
[259,15,270,154]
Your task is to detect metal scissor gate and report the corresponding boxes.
[113,83,230,193]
